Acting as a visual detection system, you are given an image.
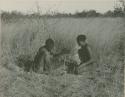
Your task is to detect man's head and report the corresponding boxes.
[77,35,87,46]
[45,38,54,51]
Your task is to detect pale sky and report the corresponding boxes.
[0,0,116,13]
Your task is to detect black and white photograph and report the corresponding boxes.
[0,0,125,97]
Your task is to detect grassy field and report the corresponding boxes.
[0,17,125,97]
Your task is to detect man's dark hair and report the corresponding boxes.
[45,38,54,46]
[77,34,86,43]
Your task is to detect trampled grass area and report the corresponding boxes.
[0,17,125,97]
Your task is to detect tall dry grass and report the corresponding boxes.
[1,17,125,97]
[1,17,125,63]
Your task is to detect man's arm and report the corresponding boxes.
[52,48,70,57]
[52,52,63,57]
[34,48,42,64]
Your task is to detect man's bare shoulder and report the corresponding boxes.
[39,46,49,54]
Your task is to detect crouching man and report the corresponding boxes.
[76,35,96,75]
[33,38,69,74]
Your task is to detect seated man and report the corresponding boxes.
[76,35,95,74]
[33,38,69,74]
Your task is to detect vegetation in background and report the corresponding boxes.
[1,8,125,21]
[1,0,125,22]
